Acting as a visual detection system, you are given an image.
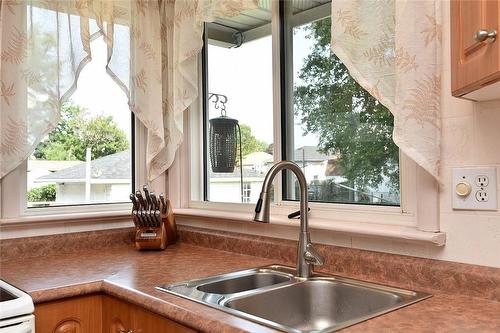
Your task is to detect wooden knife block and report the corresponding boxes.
[134,224,167,250]
[134,199,177,251]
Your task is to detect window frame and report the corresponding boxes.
[170,0,440,235]
[0,7,148,223]
[280,2,401,207]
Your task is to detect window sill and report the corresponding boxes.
[174,208,446,246]
[0,209,131,226]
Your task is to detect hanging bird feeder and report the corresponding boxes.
[210,116,240,172]
[208,93,244,201]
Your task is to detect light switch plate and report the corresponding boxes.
[452,167,497,210]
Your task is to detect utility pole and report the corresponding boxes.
[85,148,91,203]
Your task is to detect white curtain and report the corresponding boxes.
[331,0,442,178]
[1,1,83,179]
[150,0,257,179]
[0,0,256,180]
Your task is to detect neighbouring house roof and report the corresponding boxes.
[28,159,83,172]
[242,152,273,166]
[293,146,334,162]
[36,150,131,183]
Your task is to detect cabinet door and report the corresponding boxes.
[131,303,196,333]
[34,295,102,333]
[102,295,132,333]
[451,0,500,96]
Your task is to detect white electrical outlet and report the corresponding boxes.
[452,167,497,210]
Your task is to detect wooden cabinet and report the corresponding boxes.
[36,295,196,333]
[102,296,131,333]
[34,295,102,333]
[101,295,196,333]
[131,301,197,333]
[451,0,500,100]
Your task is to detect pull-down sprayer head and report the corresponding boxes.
[253,192,271,223]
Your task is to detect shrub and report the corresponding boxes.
[27,184,56,202]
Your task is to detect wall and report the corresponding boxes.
[208,180,263,203]
[55,183,130,203]
[429,2,500,267]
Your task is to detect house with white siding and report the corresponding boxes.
[34,150,131,204]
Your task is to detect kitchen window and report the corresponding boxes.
[202,10,273,204]
[282,8,399,207]
[27,36,134,209]
[0,5,146,221]
[198,0,399,207]
[182,0,439,233]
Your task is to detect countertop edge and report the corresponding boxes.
[25,270,500,333]
[28,278,274,333]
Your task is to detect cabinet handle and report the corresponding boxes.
[118,330,133,333]
[475,29,497,43]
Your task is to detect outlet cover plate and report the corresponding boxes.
[452,167,497,210]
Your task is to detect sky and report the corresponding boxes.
[207,25,320,149]
[70,37,132,141]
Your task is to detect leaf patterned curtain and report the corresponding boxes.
[1,0,84,179]
[0,0,256,180]
[331,0,442,178]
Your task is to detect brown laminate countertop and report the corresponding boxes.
[1,236,500,332]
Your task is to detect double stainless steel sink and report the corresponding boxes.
[157,265,431,333]
[158,164,431,332]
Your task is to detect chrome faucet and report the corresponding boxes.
[253,161,324,278]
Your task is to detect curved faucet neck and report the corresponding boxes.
[258,161,309,232]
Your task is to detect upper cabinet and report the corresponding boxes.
[451,0,500,101]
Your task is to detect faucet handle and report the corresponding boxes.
[304,243,324,266]
[287,207,311,219]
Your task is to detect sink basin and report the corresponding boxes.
[157,265,431,332]
[224,279,405,332]
[157,266,295,300]
[198,272,291,294]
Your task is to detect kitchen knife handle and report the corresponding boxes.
[155,210,161,227]
[132,210,139,227]
[136,191,146,210]
[136,210,145,228]
[143,185,151,210]
[150,192,159,210]
[141,210,150,228]
[159,193,167,214]
[129,193,139,210]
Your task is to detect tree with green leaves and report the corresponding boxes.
[294,17,399,193]
[239,124,268,157]
[34,104,129,161]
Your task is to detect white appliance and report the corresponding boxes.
[0,280,34,333]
